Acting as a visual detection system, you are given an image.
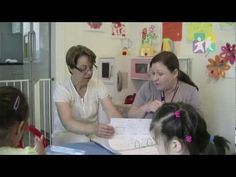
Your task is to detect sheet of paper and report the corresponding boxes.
[108,118,156,152]
[110,118,152,135]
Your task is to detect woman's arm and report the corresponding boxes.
[128,100,162,118]
[127,81,162,118]
[55,102,97,135]
[56,102,115,138]
[100,96,122,118]
[128,104,147,118]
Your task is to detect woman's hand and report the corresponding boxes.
[96,124,115,138]
[34,135,45,155]
[143,100,162,113]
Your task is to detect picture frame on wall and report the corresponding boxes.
[111,22,127,38]
[84,22,105,32]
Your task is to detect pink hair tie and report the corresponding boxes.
[174,111,180,119]
[185,135,192,143]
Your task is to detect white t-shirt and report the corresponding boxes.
[52,77,109,135]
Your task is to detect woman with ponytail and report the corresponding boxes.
[128,51,202,119]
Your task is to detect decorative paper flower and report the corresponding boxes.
[207,55,231,80]
[219,43,236,65]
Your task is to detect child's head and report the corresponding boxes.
[0,86,29,147]
[150,102,230,155]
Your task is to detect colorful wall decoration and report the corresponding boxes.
[187,23,213,41]
[139,24,159,56]
[111,22,126,38]
[207,55,231,80]
[162,22,182,41]
[193,33,216,53]
[84,22,105,32]
[219,43,236,65]
[206,42,236,80]
[141,24,158,45]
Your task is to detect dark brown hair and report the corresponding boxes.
[0,86,29,130]
[150,102,230,154]
[150,51,199,91]
[66,45,96,74]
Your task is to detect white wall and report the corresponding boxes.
[178,23,235,153]
[53,22,235,153]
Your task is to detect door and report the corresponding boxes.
[22,22,51,144]
[0,22,52,145]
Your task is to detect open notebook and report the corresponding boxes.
[92,118,159,155]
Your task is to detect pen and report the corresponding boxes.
[161,91,165,103]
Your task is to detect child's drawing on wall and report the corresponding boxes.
[112,22,126,38]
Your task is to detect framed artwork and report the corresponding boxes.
[111,22,127,38]
[162,22,182,41]
[141,24,159,45]
[84,22,105,32]
[192,33,216,53]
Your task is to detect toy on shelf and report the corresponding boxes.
[139,43,156,57]
[121,38,132,56]
[161,38,174,52]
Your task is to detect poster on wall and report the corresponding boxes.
[111,22,127,38]
[187,23,213,41]
[141,24,159,45]
[193,33,206,53]
[84,22,105,32]
[139,24,160,56]
[162,22,182,41]
[193,33,216,53]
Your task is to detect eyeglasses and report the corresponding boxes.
[74,64,97,73]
